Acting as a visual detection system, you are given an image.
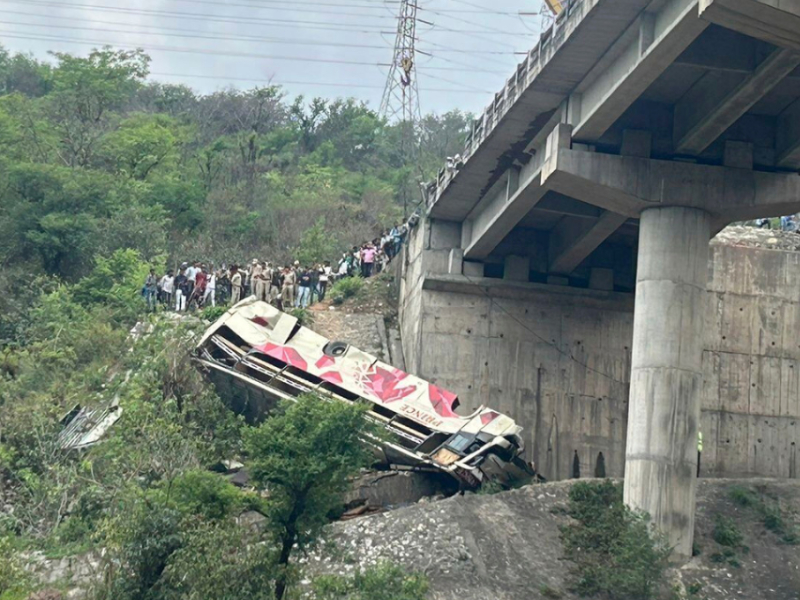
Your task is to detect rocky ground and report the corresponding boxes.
[303,478,800,600]
[310,272,403,368]
[714,225,800,251]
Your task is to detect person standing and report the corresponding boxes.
[338,254,349,279]
[249,259,262,298]
[391,224,402,259]
[144,268,158,312]
[254,260,269,302]
[174,268,189,312]
[361,243,376,278]
[281,266,295,309]
[309,266,319,304]
[217,268,230,305]
[159,270,174,310]
[185,262,199,301]
[204,269,217,307]
[297,267,312,309]
[191,265,208,309]
[318,261,331,300]
[269,265,281,305]
[292,261,301,306]
[230,265,243,304]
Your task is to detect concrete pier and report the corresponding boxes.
[624,207,711,558]
[405,0,800,565]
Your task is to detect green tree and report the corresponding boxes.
[47,47,150,167]
[0,45,53,97]
[160,521,276,600]
[244,395,374,600]
[100,113,182,179]
[295,217,340,265]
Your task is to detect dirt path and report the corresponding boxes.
[309,300,389,362]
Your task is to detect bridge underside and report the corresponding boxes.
[421,0,800,559]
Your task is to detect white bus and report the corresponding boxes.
[194,298,538,489]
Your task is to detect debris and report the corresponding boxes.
[58,401,122,451]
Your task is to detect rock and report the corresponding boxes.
[27,590,63,600]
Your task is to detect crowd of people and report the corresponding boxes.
[756,215,800,231]
[142,216,419,313]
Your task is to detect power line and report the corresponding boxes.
[150,70,492,94]
[142,0,398,20]
[417,70,492,94]
[425,7,534,36]
[0,11,513,75]
[0,19,393,51]
[437,0,522,15]
[0,30,394,66]
[0,0,393,32]
[0,29,505,75]
[0,9,526,58]
[0,19,507,75]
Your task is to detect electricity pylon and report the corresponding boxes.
[380,0,424,217]
[380,0,422,127]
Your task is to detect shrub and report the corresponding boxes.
[200,305,226,322]
[312,562,429,600]
[158,521,276,600]
[559,480,672,600]
[162,469,243,521]
[761,502,799,545]
[728,486,759,508]
[687,582,704,596]
[0,534,28,599]
[726,486,799,545]
[100,501,184,600]
[539,584,563,599]
[329,277,364,305]
[289,307,315,327]
[713,515,743,547]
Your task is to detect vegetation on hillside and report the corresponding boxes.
[0,44,471,343]
[0,43,464,599]
[559,480,672,600]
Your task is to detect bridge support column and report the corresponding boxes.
[624,206,710,559]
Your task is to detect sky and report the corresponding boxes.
[0,0,547,116]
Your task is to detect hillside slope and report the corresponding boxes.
[307,479,800,600]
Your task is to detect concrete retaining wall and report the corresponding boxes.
[398,222,800,481]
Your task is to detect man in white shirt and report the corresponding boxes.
[185,261,199,301]
[203,269,217,307]
[318,262,331,301]
[252,260,265,301]
[159,270,174,309]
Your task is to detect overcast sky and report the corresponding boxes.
[0,0,546,116]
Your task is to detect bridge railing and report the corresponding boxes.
[428,0,586,210]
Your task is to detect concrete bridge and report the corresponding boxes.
[411,0,800,559]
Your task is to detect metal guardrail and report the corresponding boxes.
[429,0,585,209]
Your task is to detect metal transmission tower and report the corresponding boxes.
[380,0,422,127]
[381,0,424,217]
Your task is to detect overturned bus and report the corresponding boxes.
[194,298,537,489]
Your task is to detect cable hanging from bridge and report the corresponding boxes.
[459,271,630,386]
